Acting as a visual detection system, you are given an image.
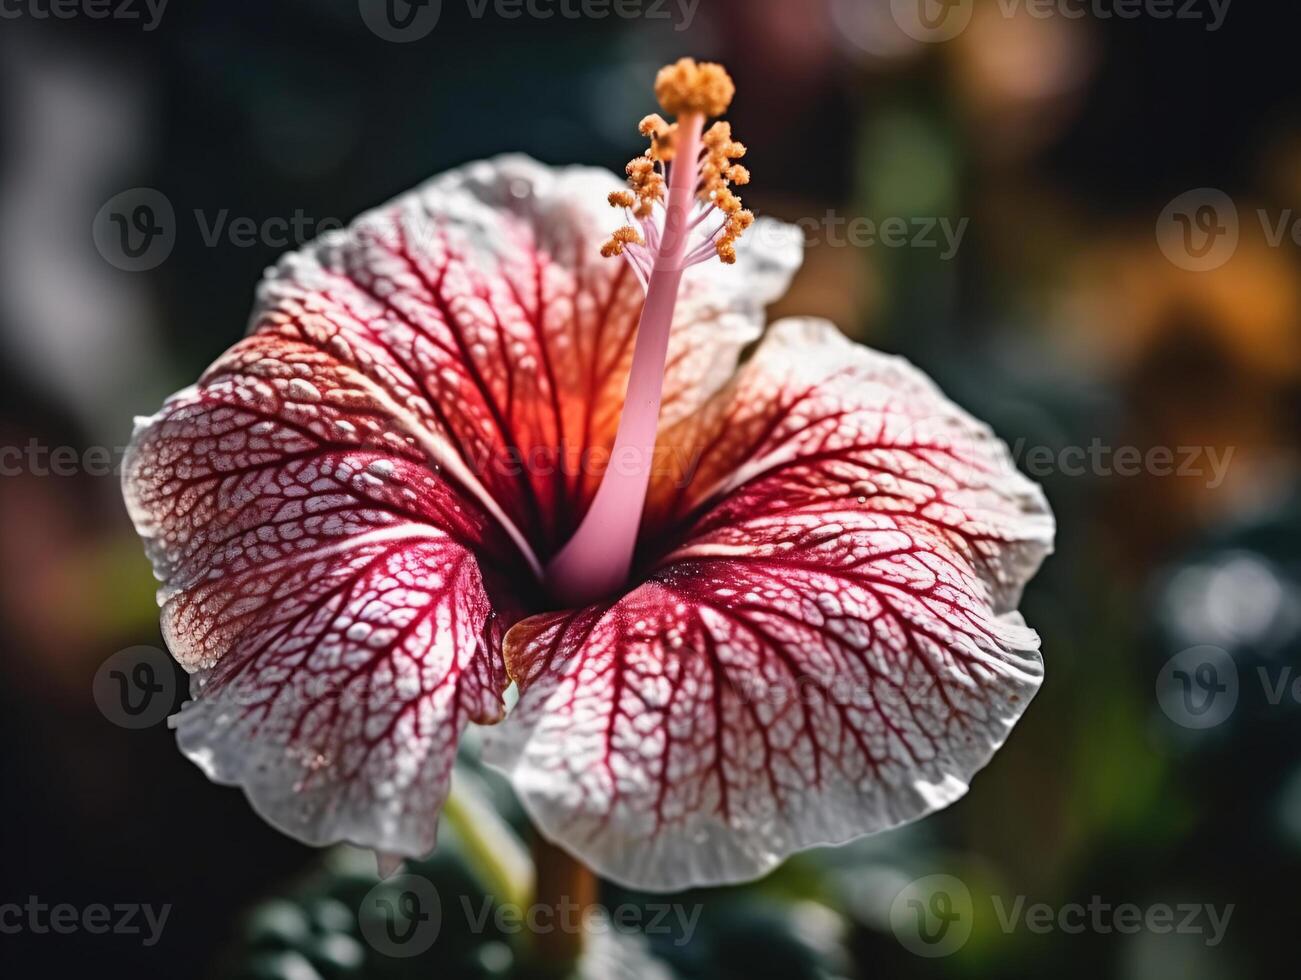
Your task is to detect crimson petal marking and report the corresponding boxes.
[124,344,516,856]
[254,156,802,553]
[177,532,506,858]
[649,319,1055,613]
[487,567,1040,891]
[487,319,1053,891]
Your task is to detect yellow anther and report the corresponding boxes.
[653,127,679,163]
[601,225,645,257]
[698,119,750,224]
[614,155,665,219]
[703,123,745,156]
[639,114,669,136]
[703,121,732,145]
[638,114,679,162]
[712,188,742,214]
[714,208,753,265]
[728,209,755,233]
[602,60,753,265]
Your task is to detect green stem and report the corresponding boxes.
[442,770,534,912]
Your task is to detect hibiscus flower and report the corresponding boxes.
[123,59,1053,893]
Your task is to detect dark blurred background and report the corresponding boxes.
[2,1,1299,977]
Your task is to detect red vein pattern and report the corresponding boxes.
[485,320,1054,890]
[123,156,802,861]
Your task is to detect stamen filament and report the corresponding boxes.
[687,207,717,232]
[684,221,729,264]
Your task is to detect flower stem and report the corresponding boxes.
[545,114,706,607]
[527,834,598,973]
[442,771,534,912]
